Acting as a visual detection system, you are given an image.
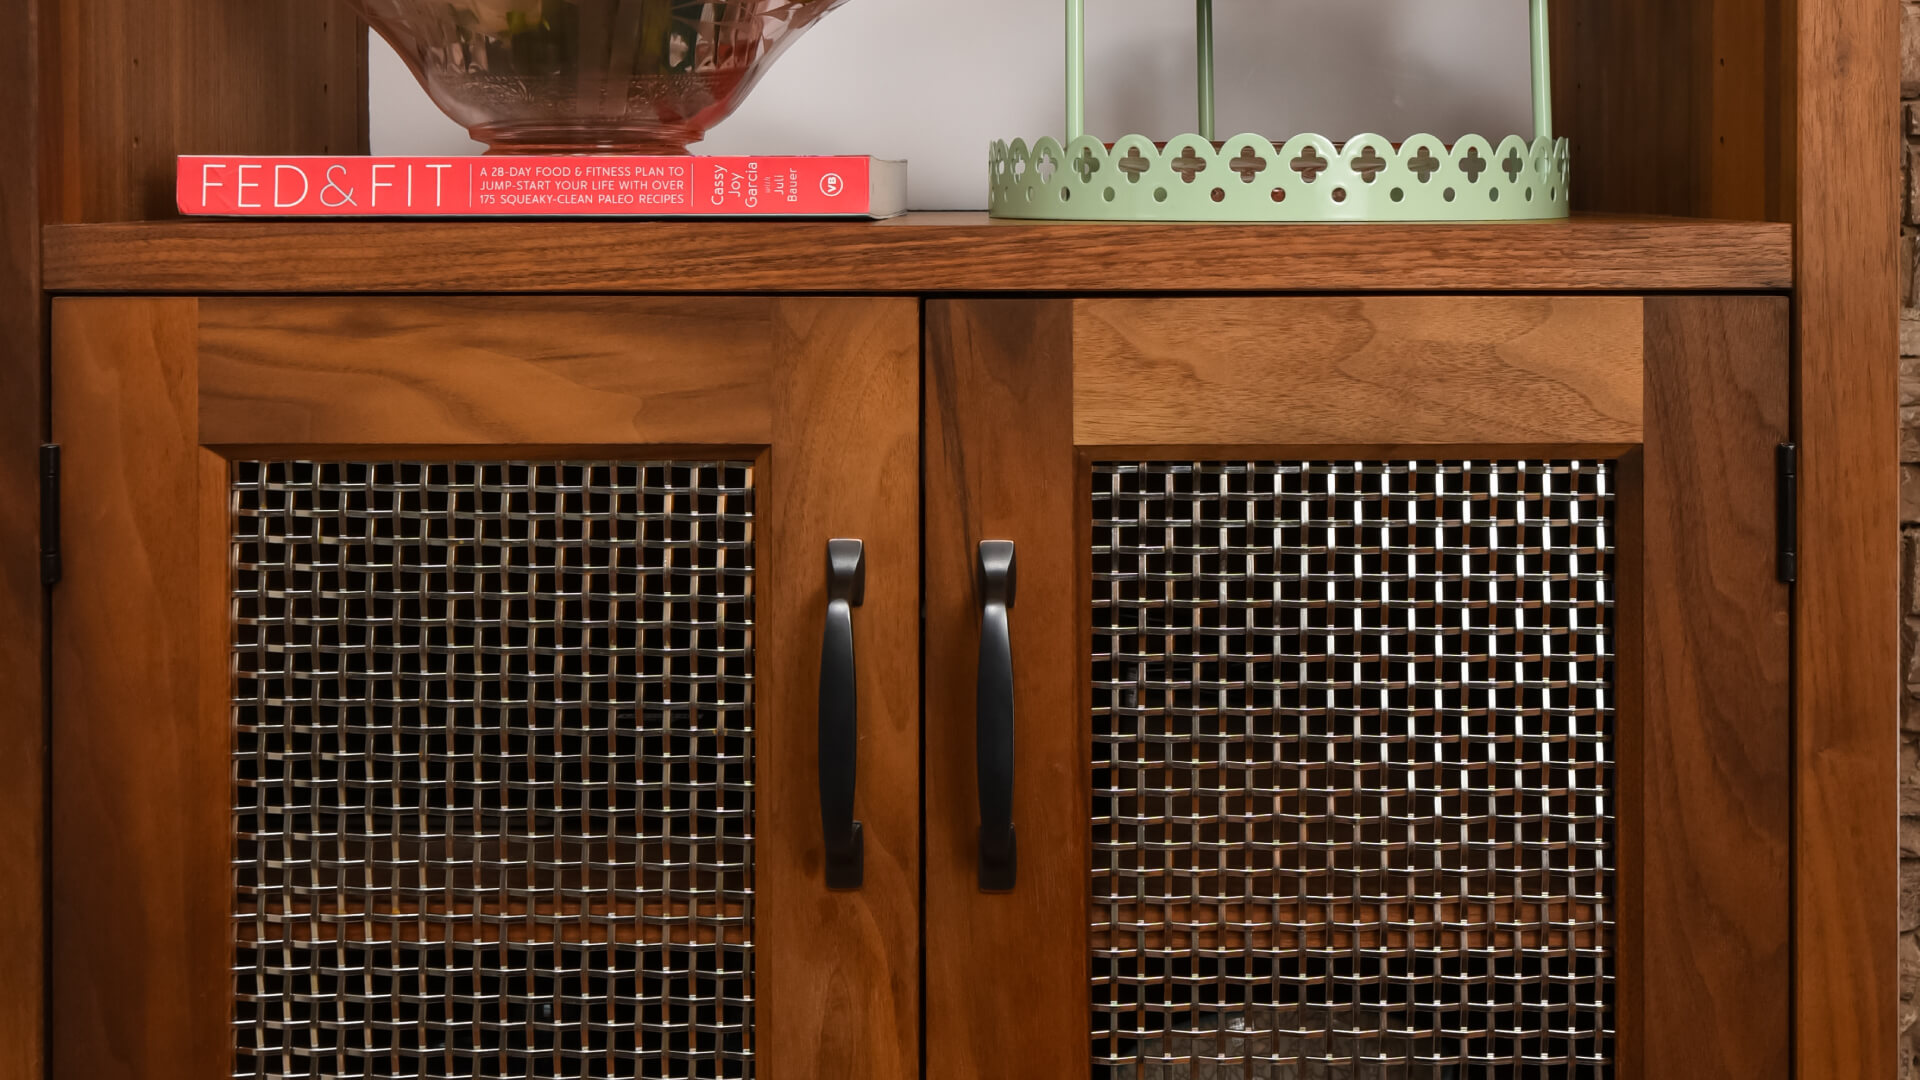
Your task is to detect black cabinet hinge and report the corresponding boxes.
[40,444,61,587]
[1776,441,1797,585]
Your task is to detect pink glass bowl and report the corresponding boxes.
[347,0,848,154]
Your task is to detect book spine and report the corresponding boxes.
[177,156,875,216]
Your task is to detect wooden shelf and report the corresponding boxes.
[41,212,1792,295]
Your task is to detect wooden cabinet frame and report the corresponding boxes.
[46,296,921,1080]
[926,296,1793,1078]
[0,0,1901,1077]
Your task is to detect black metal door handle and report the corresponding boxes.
[977,540,1017,891]
[820,539,865,889]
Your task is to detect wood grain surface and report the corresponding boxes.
[0,0,47,1073]
[197,298,779,446]
[42,0,362,222]
[1552,0,1793,221]
[1609,446,1646,1080]
[760,299,921,1080]
[1792,0,1902,1072]
[925,299,1090,1080]
[1637,296,1792,1077]
[50,298,229,1080]
[1072,297,1644,446]
[41,214,1794,294]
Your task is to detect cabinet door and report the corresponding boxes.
[926,297,1790,1080]
[51,297,920,1080]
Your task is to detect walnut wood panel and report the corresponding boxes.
[1551,0,1793,220]
[40,215,1795,294]
[0,0,46,1074]
[1612,447,1645,1080]
[196,446,230,1068]
[759,298,921,1080]
[42,0,363,222]
[1792,0,1901,1072]
[196,298,778,446]
[1072,297,1643,446]
[50,295,920,1080]
[51,298,228,1080]
[1639,296,1791,1077]
[925,299,1088,1080]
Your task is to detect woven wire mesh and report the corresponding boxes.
[231,461,756,1080]
[1091,461,1615,1080]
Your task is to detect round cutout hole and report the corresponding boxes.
[1103,187,1115,202]
[1271,187,1286,203]
[1443,188,1456,202]
[1489,188,1500,202]
[1153,187,1168,203]
[1390,188,1404,202]
[1210,188,1225,203]
[1332,187,1347,203]
[1060,187,1072,202]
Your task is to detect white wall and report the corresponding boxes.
[369,0,1534,210]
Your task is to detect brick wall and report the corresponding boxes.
[1903,3,1920,1075]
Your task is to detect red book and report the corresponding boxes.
[178,155,907,218]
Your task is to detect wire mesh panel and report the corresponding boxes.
[231,461,756,1080]
[1091,461,1615,1080]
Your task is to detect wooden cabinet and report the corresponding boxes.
[3,0,1897,1075]
[49,297,922,1080]
[922,296,1793,1079]
[47,287,1795,1080]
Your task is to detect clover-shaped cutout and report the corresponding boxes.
[1290,146,1330,183]
[1459,147,1488,183]
[1073,145,1101,182]
[1407,146,1441,183]
[1035,147,1058,183]
[1229,147,1269,184]
[1118,146,1152,183]
[1351,145,1388,183]
[1502,147,1526,182]
[1170,145,1209,183]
